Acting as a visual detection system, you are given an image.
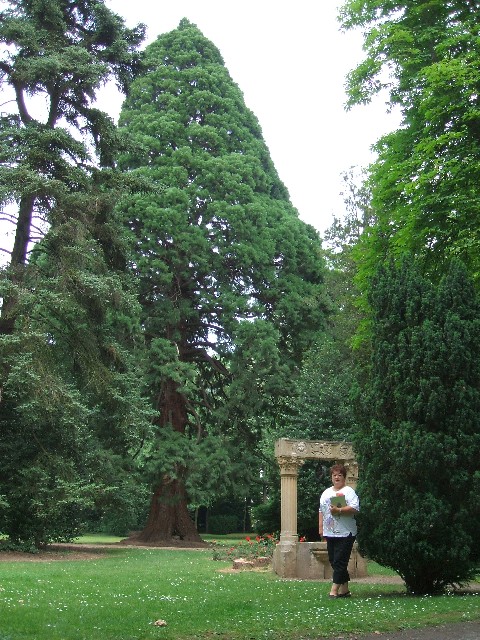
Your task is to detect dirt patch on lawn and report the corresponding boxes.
[0,540,209,562]
[0,547,110,562]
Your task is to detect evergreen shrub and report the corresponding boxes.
[356,259,480,594]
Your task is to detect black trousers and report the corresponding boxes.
[326,534,355,584]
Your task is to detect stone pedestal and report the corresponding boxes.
[273,541,367,580]
[272,540,298,578]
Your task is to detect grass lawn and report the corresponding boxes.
[0,538,479,640]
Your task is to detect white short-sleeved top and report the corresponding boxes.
[319,485,359,537]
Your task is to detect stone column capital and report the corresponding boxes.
[276,455,305,476]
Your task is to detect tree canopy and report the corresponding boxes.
[340,0,480,283]
[354,257,480,594]
[337,1,480,594]
[0,0,145,278]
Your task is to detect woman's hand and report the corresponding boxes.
[330,505,343,516]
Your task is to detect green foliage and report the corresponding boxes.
[74,534,125,544]
[140,425,234,510]
[0,0,145,268]
[0,0,151,546]
[340,0,480,286]
[323,169,374,349]
[251,484,281,537]
[261,461,330,541]
[288,338,359,442]
[251,460,332,541]
[0,193,154,546]
[211,533,278,560]
[202,493,254,535]
[95,478,150,537]
[207,515,240,536]
[355,258,480,594]
[251,178,375,537]
[251,173,374,542]
[255,333,361,538]
[297,462,333,539]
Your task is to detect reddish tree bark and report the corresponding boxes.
[135,479,202,543]
[133,378,203,544]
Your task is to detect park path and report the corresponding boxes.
[321,620,480,640]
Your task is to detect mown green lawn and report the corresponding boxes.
[0,539,478,640]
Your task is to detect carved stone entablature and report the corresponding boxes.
[275,438,354,462]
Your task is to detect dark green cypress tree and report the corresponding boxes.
[355,258,480,594]
[117,19,329,543]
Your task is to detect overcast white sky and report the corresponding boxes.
[1,0,400,264]
[102,0,401,235]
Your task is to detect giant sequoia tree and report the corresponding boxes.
[340,0,480,282]
[0,0,151,545]
[117,19,329,543]
[355,258,480,594]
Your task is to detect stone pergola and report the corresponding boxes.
[272,438,366,579]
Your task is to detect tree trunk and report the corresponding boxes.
[132,377,203,544]
[0,194,35,336]
[134,479,202,543]
[11,194,35,267]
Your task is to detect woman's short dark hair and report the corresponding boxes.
[330,464,347,478]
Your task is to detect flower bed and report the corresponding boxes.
[211,534,278,561]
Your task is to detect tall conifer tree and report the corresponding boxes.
[117,19,328,543]
[0,0,151,546]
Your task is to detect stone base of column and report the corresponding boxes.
[272,540,298,578]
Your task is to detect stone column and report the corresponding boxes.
[273,455,304,578]
[277,456,304,543]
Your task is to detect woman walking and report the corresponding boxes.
[319,463,360,598]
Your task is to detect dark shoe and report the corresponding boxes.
[329,594,339,599]
[338,591,351,598]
